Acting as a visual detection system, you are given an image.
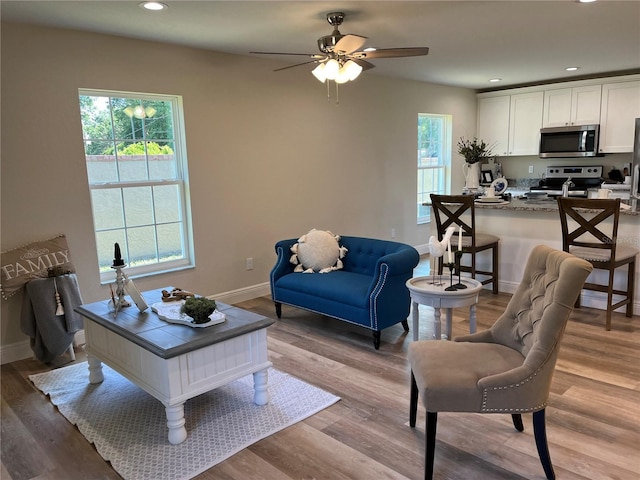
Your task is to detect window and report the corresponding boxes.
[78,90,193,282]
[417,114,451,224]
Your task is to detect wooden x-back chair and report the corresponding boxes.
[557,197,638,330]
[430,194,499,294]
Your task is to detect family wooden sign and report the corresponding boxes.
[1,234,75,299]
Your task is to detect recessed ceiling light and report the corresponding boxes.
[566,67,580,71]
[489,78,502,83]
[140,2,168,11]
[363,47,377,52]
[577,0,597,3]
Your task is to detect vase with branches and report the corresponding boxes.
[457,137,494,164]
[458,137,494,190]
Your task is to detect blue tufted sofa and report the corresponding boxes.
[270,236,420,349]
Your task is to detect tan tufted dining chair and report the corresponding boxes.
[408,245,593,480]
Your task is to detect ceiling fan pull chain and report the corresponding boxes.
[335,82,340,104]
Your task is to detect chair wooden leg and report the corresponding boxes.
[511,413,524,432]
[274,302,282,318]
[606,268,615,331]
[492,243,499,294]
[402,319,410,332]
[627,259,635,318]
[426,412,437,480]
[533,409,556,480]
[410,372,418,428]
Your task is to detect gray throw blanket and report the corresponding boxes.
[20,274,83,363]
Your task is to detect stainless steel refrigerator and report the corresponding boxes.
[632,118,640,198]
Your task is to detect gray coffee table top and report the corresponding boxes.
[75,287,274,359]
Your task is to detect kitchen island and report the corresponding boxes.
[426,197,639,317]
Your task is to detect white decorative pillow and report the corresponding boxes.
[289,229,348,273]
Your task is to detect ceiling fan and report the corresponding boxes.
[250,12,429,85]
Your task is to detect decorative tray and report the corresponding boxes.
[151,301,226,328]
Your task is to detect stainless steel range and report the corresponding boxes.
[530,165,603,197]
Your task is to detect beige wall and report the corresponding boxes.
[1,23,477,356]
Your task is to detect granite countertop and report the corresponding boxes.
[474,197,640,216]
[422,197,640,216]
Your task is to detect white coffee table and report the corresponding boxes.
[75,287,274,445]
[406,276,483,341]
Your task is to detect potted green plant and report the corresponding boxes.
[181,297,217,324]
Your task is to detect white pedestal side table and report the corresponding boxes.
[406,276,483,341]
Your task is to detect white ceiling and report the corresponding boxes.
[2,1,639,90]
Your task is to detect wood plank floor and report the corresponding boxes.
[2,259,639,479]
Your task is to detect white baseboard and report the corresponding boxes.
[207,282,271,305]
[415,243,429,255]
[0,340,34,365]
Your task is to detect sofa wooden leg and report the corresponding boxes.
[372,331,381,350]
[274,302,282,319]
[401,319,410,332]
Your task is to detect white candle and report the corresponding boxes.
[458,226,462,251]
[447,239,452,263]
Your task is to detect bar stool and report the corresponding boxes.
[557,197,638,330]
[430,194,500,293]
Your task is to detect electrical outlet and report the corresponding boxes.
[246,257,253,270]
[528,165,534,174]
[391,228,396,238]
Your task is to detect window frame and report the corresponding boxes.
[417,113,452,224]
[79,89,194,283]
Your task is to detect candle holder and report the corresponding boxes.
[110,265,131,314]
[109,242,131,316]
[444,262,457,291]
[453,251,467,290]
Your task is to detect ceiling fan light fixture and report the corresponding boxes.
[323,59,340,80]
[343,60,363,81]
[335,69,350,84]
[312,63,327,83]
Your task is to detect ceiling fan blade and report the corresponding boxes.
[273,60,322,72]
[351,59,376,71]
[250,51,324,58]
[355,47,430,59]
[334,34,367,55]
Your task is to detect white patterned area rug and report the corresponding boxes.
[29,362,340,480]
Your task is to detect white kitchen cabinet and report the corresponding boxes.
[542,85,602,127]
[477,92,543,157]
[508,91,543,155]
[599,81,640,153]
[477,95,510,156]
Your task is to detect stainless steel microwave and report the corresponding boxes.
[539,124,600,158]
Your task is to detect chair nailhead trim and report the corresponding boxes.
[480,366,547,413]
